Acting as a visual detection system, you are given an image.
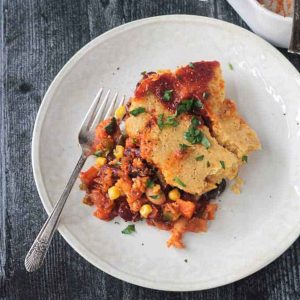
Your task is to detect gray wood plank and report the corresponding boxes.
[0,0,299,299]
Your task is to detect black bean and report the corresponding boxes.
[205,179,226,200]
[118,201,134,221]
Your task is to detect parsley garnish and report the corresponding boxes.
[175,99,203,116]
[173,176,186,187]
[228,63,234,70]
[179,143,190,152]
[163,89,173,101]
[220,161,225,169]
[130,107,146,116]
[104,117,117,135]
[146,179,154,188]
[189,62,194,68]
[141,71,147,76]
[200,135,211,149]
[94,150,104,157]
[157,114,179,130]
[184,127,211,148]
[196,155,204,161]
[164,115,179,127]
[158,114,164,130]
[150,195,159,199]
[121,224,135,234]
[191,116,200,127]
[242,155,248,163]
[207,161,210,168]
[183,117,211,148]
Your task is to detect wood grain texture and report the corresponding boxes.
[0,0,299,299]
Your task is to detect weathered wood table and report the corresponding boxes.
[1,0,299,299]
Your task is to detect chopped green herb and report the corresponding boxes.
[179,143,190,152]
[104,117,117,135]
[185,128,209,147]
[163,89,173,101]
[149,195,159,199]
[207,161,211,168]
[184,117,210,148]
[173,176,186,187]
[121,224,135,234]
[158,114,164,130]
[164,115,179,127]
[228,63,234,70]
[141,71,147,76]
[220,161,225,169]
[184,126,203,144]
[146,179,155,188]
[94,150,103,157]
[194,99,203,109]
[114,161,122,167]
[202,92,210,99]
[158,114,179,130]
[132,138,137,144]
[191,116,200,127]
[196,155,205,161]
[175,99,202,116]
[242,155,248,163]
[189,62,194,68]
[130,107,146,116]
[200,135,211,149]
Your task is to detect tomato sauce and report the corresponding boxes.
[135,61,219,112]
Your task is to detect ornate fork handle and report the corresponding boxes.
[25,154,86,272]
[288,0,300,54]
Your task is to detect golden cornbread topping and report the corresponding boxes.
[79,61,261,248]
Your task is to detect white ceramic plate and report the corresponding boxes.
[32,15,300,291]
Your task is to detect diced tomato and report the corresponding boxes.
[176,199,196,219]
[79,166,98,186]
[206,203,218,220]
[186,217,208,232]
[94,207,113,221]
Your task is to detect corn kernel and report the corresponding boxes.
[115,105,126,119]
[95,157,107,167]
[108,186,121,200]
[168,188,181,201]
[114,145,124,159]
[139,204,153,218]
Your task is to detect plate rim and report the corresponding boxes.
[32,14,300,291]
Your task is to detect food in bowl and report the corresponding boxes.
[79,61,261,248]
[257,0,293,17]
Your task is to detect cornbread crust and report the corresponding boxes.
[126,61,260,195]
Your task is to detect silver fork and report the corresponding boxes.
[25,88,125,272]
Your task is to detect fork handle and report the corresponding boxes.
[288,0,300,54]
[25,154,87,272]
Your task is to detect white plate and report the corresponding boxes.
[32,15,300,291]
